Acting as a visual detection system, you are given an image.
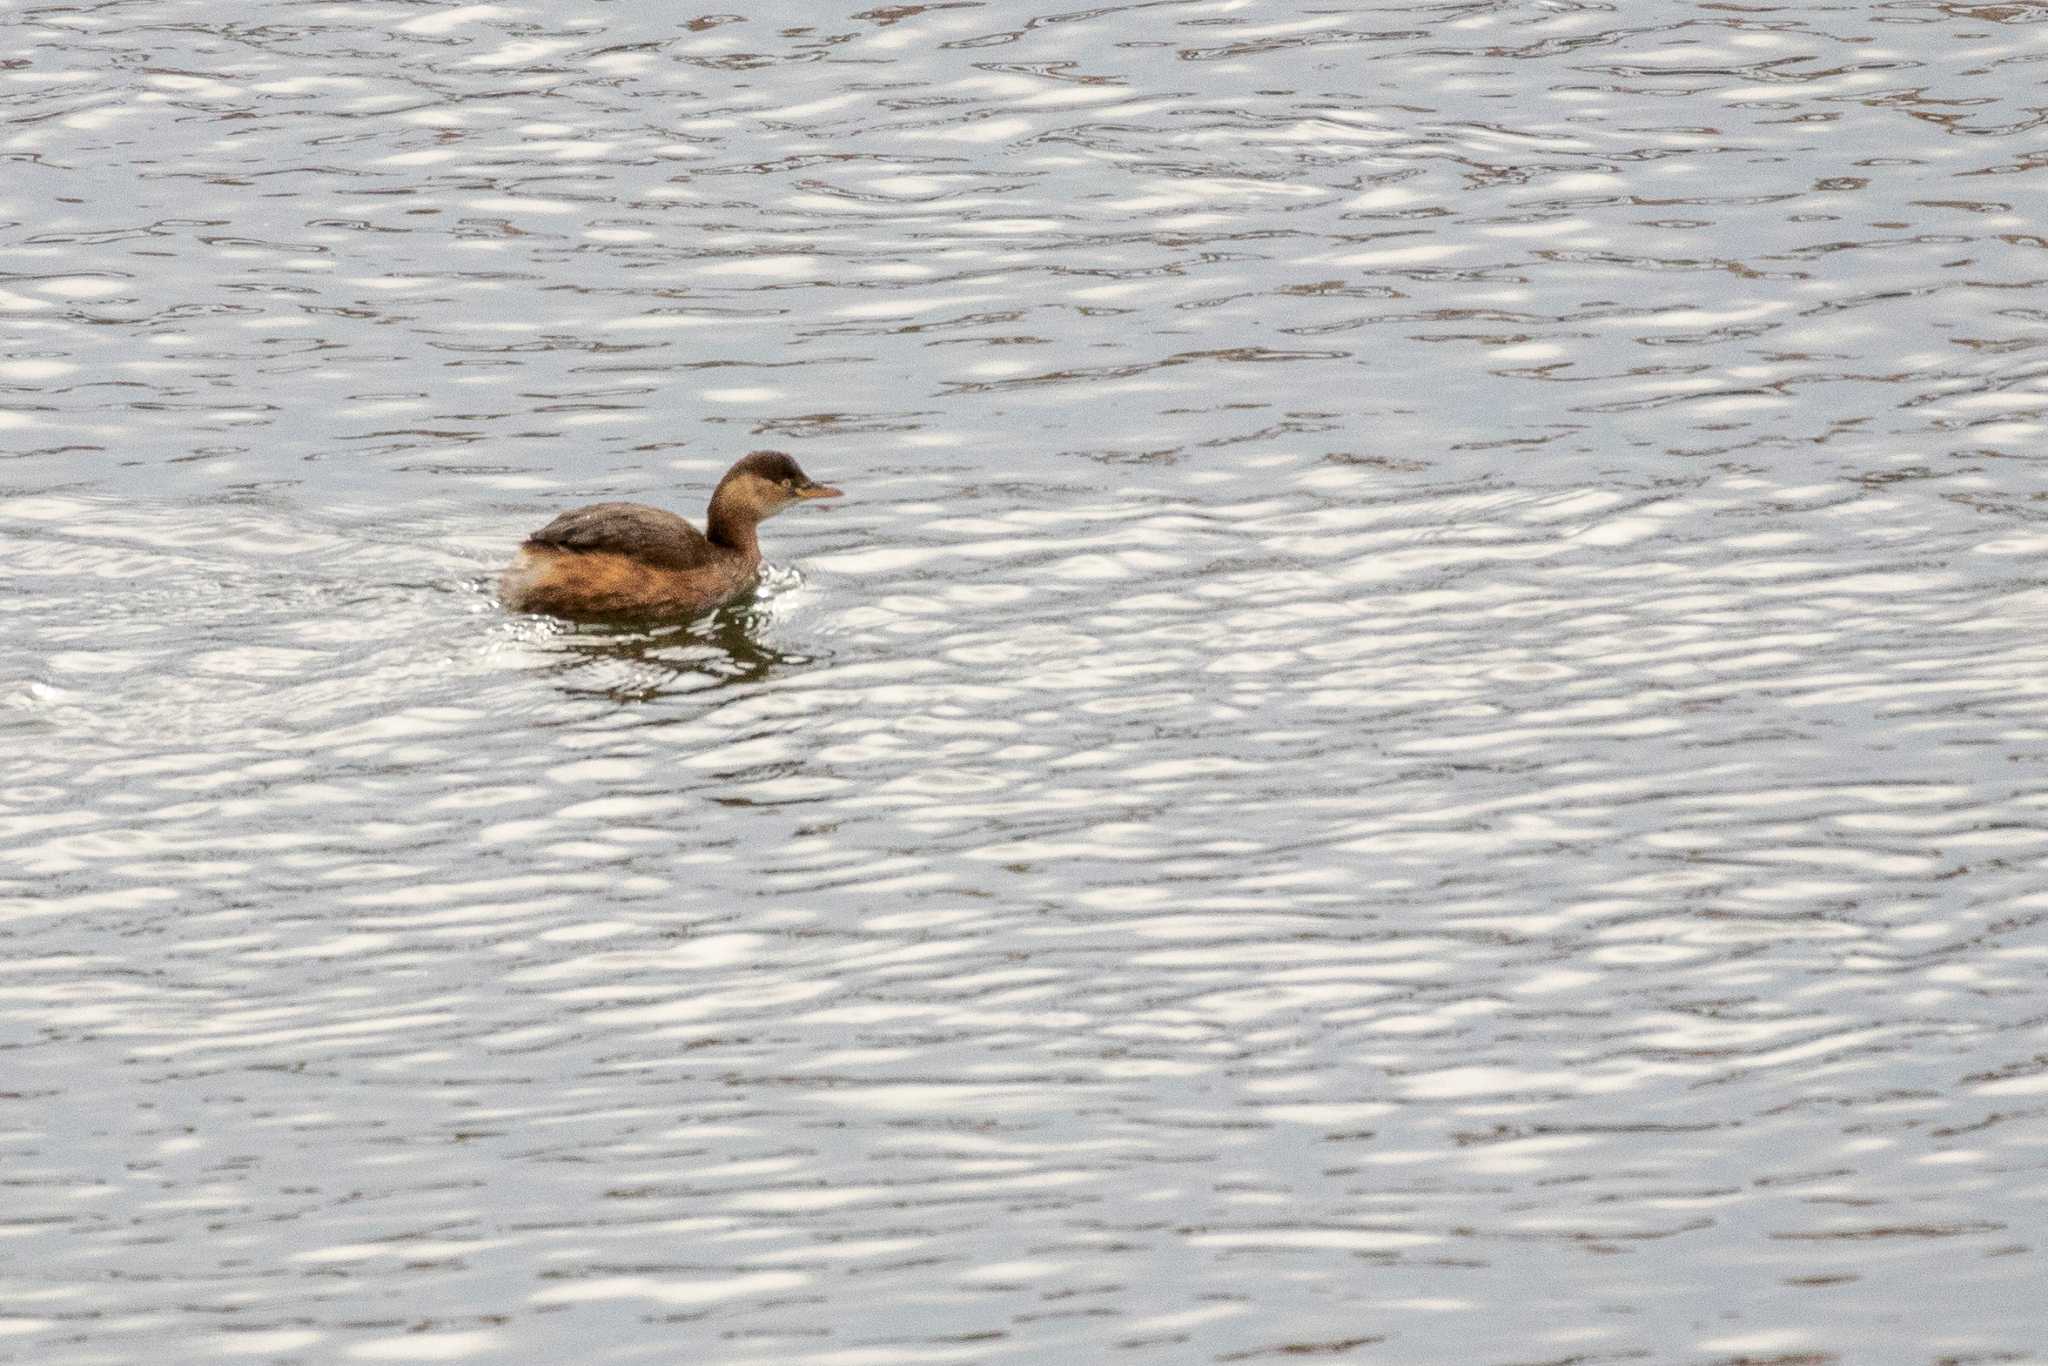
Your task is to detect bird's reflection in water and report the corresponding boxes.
[536,598,813,704]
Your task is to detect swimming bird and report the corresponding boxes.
[499,450,841,619]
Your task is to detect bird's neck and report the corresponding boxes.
[706,488,761,559]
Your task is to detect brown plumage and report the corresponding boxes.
[499,451,842,620]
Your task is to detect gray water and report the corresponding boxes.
[5,1,2048,1362]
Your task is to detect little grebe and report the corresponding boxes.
[499,450,841,619]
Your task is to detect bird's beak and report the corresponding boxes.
[797,482,843,500]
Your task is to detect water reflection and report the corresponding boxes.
[531,595,821,703]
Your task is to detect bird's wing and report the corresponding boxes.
[523,502,719,571]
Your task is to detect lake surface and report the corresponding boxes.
[5,1,2048,1362]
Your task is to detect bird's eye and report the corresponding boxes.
[780,478,794,489]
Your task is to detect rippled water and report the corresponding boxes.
[6,2,2048,1362]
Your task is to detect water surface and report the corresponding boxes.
[5,2,2048,1362]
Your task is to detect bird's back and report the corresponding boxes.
[523,501,719,572]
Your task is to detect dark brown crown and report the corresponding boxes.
[726,450,810,484]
